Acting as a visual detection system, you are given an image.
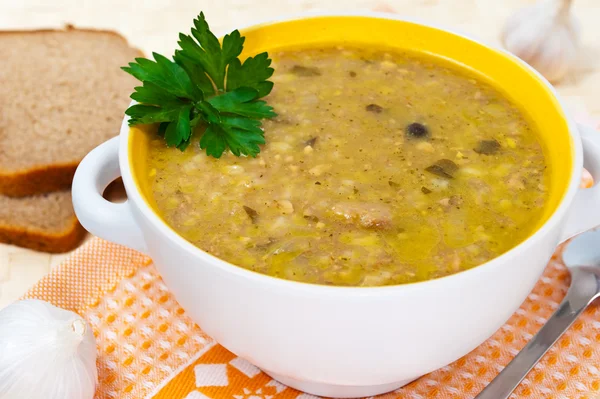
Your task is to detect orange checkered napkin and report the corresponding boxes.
[21,174,600,399]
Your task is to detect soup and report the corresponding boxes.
[144,46,549,286]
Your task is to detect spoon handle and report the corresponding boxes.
[475,267,599,399]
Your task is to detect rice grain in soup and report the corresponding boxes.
[144,46,550,286]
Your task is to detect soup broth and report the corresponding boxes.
[144,46,549,286]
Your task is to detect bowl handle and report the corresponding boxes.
[560,123,600,242]
[72,137,148,254]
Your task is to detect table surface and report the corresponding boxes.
[0,0,599,309]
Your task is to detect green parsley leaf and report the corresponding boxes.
[222,126,265,157]
[199,123,265,158]
[125,104,180,125]
[129,82,187,108]
[207,87,276,119]
[220,116,264,135]
[196,101,221,124]
[164,105,192,148]
[226,52,274,97]
[199,124,228,158]
[173,53,215,96]
[122,11,276,158]
[123,53,198,99]
[175,12,243,93]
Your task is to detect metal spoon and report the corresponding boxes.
[475,229,600,399]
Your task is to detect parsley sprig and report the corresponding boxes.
[122,12,276,157]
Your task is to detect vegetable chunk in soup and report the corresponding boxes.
[145,46,549,286]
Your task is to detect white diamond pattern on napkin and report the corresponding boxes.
[230,357,262,378]
[195,364,229,387]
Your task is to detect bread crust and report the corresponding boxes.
[0,216,87,253]
[0,26,143,197]
[0,24,144,45]
[0,162,77,197]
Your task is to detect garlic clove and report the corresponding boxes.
[0,299,97,399]
[501,0,580,83]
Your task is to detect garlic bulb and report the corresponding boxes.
[0,299,97,399]
[501,0,580,83]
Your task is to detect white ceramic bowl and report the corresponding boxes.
[72,13,600,398]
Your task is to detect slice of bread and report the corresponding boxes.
[0,27,142,197]
[0,191,86,253]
